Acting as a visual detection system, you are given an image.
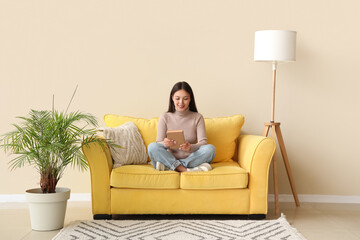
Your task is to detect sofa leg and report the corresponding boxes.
[248,214,266,220]
[93,214,112,220]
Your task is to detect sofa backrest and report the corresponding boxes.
[104,114,244,163]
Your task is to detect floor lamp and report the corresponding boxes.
[254,30,300,216]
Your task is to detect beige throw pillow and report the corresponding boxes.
[103,121,148,168]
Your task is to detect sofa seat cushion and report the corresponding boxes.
[180,161,248,190]
[110,164,180,189]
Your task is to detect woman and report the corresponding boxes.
[148,81,216,172]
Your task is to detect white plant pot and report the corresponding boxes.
[26,187,70,231]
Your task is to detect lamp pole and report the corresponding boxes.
[271,62,277,123]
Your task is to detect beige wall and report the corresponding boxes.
[1,0,359,197]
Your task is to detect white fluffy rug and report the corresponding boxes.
[53,214,306,240]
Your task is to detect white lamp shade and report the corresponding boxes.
[254,30,296,62]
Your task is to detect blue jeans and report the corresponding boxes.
[147,143,216,170]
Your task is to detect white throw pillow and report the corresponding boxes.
[103,121,148,168]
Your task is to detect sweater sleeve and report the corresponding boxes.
[190,115,207,152]
[156,114,167,146]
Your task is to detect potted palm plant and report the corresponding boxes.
[0,88,113,231]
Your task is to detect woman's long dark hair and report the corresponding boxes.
[167,81,198,113]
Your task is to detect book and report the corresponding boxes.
[166,130,185,149]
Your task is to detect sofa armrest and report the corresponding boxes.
[82,141,113,215]
[237,134,276,214]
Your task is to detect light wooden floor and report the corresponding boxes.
[1,201,360,240]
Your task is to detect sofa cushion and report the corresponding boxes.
[103,122,148,168]
[110,164,180,189]
[180,161,248,190]
[204,115,244,162]
[104,115,158,148]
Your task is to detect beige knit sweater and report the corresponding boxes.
[156,109,207,160]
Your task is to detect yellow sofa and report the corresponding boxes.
[83,114,276,219]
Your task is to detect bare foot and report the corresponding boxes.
[175,164,187,172]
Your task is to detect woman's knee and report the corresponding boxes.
[149,142,165,148]
[200,144,216,155]
[147,142,161,154]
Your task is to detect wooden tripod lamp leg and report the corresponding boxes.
[270,126,280,217]
[263,124,280,216]
[263,124,270,137]
[274,125,300,206]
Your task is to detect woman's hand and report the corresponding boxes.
[164,138,176,148]
[179,142,191,152]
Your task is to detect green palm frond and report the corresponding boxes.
[8,153,32,170]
